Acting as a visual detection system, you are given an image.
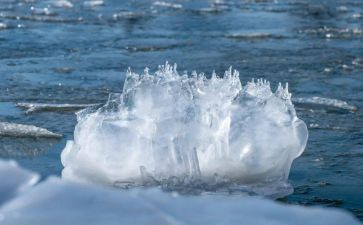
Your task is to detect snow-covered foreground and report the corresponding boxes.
[0,160,360,225]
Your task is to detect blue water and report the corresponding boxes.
[0,0,362,220]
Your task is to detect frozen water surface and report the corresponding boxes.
[0,160,360,225]
[293,97,357,113]
[16,102,100,114]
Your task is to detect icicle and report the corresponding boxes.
[144,67,150,76]
[192,70,198,79]
[211,70,217,80]
[126,67,132,77]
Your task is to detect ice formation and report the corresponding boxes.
[61,63,308,196]
[0,122,61,138]
[16,102,99,114]
[292,96,357,112]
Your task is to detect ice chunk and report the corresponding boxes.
[61,63,308,197]
[83,0,104,7]
[225,32,285,40]
[0,23,7,29]
[293,97,357,112]
[16,103,100,114]
[0,160,39,206]
[153,1,183,9]
[53,0,74,8]
[0,178,360,225]
[0,122,61,138]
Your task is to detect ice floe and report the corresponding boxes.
[0,122,61,138]
[293,96,357,112]
[16,102,99,114]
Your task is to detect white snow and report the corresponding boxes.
[0,160,39,206]
[0,160,360,225]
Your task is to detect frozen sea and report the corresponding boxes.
[0,0,362,221]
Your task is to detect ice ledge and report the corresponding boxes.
[0,160,360,225]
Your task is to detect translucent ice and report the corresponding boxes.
[61,63,308,196]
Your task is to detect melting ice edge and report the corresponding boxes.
[61,63,308,198]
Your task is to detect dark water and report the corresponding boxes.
[0,0,362,220]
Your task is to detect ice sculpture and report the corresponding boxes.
[61,63,308,196]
